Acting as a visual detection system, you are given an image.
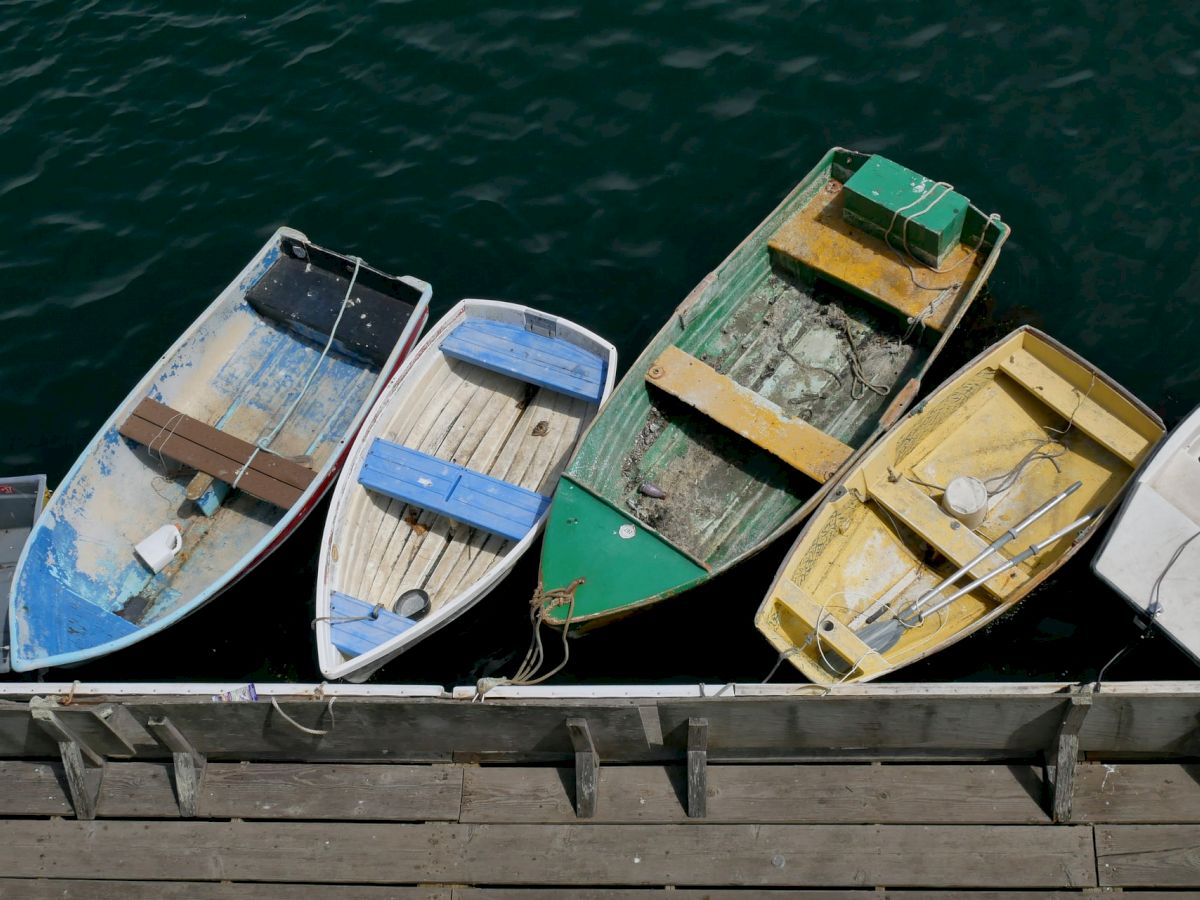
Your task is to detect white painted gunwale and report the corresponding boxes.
[316,299,617,682]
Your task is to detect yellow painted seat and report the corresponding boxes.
[867,476,1028,600]
[645,345,853,484]
[767,184,981,332]
[770,578,891,678]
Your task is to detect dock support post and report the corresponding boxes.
[567,717,598,818]
[687,717,708,819]
[30,699,106,820]
[147,716,207,817]
[1047,685,1093,823]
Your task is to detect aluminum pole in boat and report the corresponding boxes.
[915,510,1099,622]
[863,479,1083,627]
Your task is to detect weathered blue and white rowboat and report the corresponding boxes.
[1,474,46,673]
[316,299,616,682]
[8,228,431,671]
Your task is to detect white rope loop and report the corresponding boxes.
[270,695,336,736]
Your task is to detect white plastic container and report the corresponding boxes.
[941,476,988,530]
[135,524,183,574]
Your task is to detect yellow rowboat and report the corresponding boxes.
[754,327,1165,684]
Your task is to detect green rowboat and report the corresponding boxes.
[538,147,1010,632]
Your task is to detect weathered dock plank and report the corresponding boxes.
[1074,763,1200,823]
[655,695,1070,755]
[0,881,448,899]
[454,892,1184,899]
[460,764,1049,824]
[0,761,464,821]
[1080,691,1200,754]
[120,699,657,762]
[1097,824,1200,887]
[4,886,1182,900]
[0,821,1096,888]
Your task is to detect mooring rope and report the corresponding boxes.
[475,578,585,698]
[232,256,363,493]
[270,695,336,736]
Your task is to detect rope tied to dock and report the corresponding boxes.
[232,255,363,495]
[269,695,337,736]
[475,578,585,698]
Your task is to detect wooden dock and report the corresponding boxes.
[1,680,1198,896]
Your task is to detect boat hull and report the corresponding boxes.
[8,230,431,671]
[316,299,617,682]
[1093,403,1200,666]
[756,326,1165,684]
[540,147,1011,631]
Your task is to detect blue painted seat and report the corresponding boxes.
[329,591,417,658]
[359,439,552,542]
[439,318,606,403]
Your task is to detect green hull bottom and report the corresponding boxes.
[538,478,708,626]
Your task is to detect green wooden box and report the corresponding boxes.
[842,155,967,267]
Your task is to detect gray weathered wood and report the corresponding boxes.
[0,761,465,821]
[1097,824,1200,887]
[9,886,1176,900]
[657,695,1068,757]
[31,701,107,820]
[29,697,155,758]
[0,820,1097,887]
[146,716,207,817]
[1074,763,1200,823]
[0,700,57,757]
[567,717,598,818]
[118,699,657,763]
[59,740,102,821]
[452,892,1184,900]
[1047,687,1093,823]
[1081,689,1200,754]
[0,880,449,899]
[31,700,105,766]
[687,717,707,818]
[460,764,1049,824]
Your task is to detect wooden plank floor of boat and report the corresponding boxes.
[338,358,590,614]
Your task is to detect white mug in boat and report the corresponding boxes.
[134,524,183,574]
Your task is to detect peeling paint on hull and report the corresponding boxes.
[7,229,432,672]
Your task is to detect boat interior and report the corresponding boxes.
[326,303,610,664]
[10,235,424,668]
[761,328,1164,683]
[568,149,1009,572]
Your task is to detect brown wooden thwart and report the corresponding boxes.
[1,681,1199,897]
[117,397,316,508]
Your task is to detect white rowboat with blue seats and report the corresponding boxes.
[315,298,617,682]
[8,228,431,671]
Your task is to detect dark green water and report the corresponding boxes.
[1,2,1197,685]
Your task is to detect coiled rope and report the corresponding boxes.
[475,578,585,697]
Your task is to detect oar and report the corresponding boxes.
[854,510,1097,654]
[861,480,1083,627]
